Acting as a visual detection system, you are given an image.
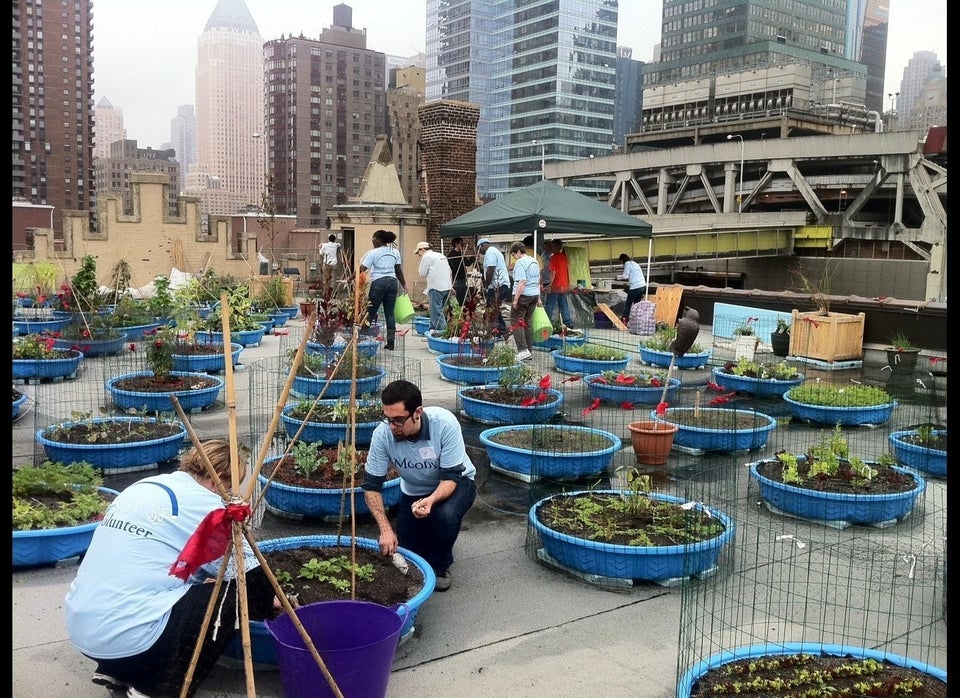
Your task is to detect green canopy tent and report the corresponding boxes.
[438,179,652,241]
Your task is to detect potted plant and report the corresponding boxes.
[169,336,244,374]
[731,318,759,360]
[280,396,383,447]
[105,326,225,414]
[626,419,679,466]
[787,262,865,363]
[479,423,622,482]
[584,368,680,407]
[885,331,921,374]
[749,424,926,526]
[551,343,630,375]
[257,441,401,520]
[529,469,734,582]
[192,285,268,346]
[291,345,387,400]
[36,411,188,473]
[639,326,711,369]
[458,365,563,425]
[783,382,897,425]
[426,291,498,354]
[222,534,436,665]
[711,357,804,398]
[12,460,119,567]
[680,644,946,697]
[13,387,29,420]
[46,312,127,358]
[888,424,947,477]
[13,333,85,381]
[652,394,778,454]
[770,317,791,357]
[435,342,520,385]
[109,295,164,339]
[532,323,587,352]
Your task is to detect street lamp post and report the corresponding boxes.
[727,134,744,213]
[531,139,545,179]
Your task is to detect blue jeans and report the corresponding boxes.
[544,291,574,328]
[623,286,646,321]
[395,478,476,574]
[368,277,399,342]
[428,288,451,332]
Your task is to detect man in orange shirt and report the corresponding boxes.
[543,240,575,329]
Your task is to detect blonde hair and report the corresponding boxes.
[179,439,241,483]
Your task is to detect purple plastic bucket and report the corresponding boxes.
[267,600,407,698]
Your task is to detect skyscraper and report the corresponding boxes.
[170,104,197,185]
[896,50,943,123]
[185,0,264,218]
[93,97,126,160]
[426,0,619,199]
[13,0,96,239]
[263,5,386,228]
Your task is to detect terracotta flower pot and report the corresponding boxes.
[627,420,678,466]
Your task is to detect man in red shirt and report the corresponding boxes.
[543,240,575,329]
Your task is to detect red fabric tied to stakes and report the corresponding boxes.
[169,503,251,581]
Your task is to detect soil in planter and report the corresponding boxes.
[111,374,222,392]
[461,387,548,406]
[441,356,499,367]
[42,421,184,445]
[690,653,946,697]
[172,343,231,356]
[755,458,918,495]
[487,426,611,452]
[664,411,766,430]
[536,493,726,546]
[264,446,398,489]
[254,545,425,620]
[896,432,948,451]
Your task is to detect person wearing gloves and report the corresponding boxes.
[509,241,541,361]
[477,238,511,340]
[64,440,277,698]
[415,241,454,332]
[359,229,408,350]
[363,379,476,593]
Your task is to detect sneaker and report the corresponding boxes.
[126,686,152,698]
[92,673,128,691]
[434,570,452,592]
[516,349,532,361]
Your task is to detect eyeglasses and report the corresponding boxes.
[381,412,414,427]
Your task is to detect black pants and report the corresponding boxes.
[90,566,275,698]
[623,286,646,321]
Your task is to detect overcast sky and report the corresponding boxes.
[91,0,946,147]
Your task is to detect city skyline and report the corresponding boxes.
[93,0,946,148]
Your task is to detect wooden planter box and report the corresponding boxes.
[789,310,865,362]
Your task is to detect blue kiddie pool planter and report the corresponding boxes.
[584,372,680,406]
[710,366,805,398]
[888,429,947,478]
[292,367,387,399]
[13,316,72,336]
[105,372,224,413]
[533,332,588,352]
[783,391,898,425]
[171,343,243,373]
[653,407,777,453]
[36,417,187,471]
[306,337,380,359]
[412,315,431,336]
[425,329,496,355]
[749,459,925,525]
[479,425,620,481]
[50,334,128,358]
[13,390,29,419]
[530,490,734,581]
[639,345,712,370]
[195,327,267,347]
[280,403,380,446]
[551,349,629,375]
[677,643,946,697]
[13,487,120,567]
[13,349,84,380]
[258,456,402,518]
[113,322,163,339]
[223,534,436,665]
[436,353,518,385]
[458,385,564,425]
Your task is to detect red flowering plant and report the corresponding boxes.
[459,365,556,407]
[588,369,668,388]
[440,287,500,344]
[137,325,176,378]
[13,334,74,360]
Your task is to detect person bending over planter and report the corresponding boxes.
[363,379,477,592]
[64,440,277,698]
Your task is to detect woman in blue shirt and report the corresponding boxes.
[360,229,408,350]
[509,241,541,361]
